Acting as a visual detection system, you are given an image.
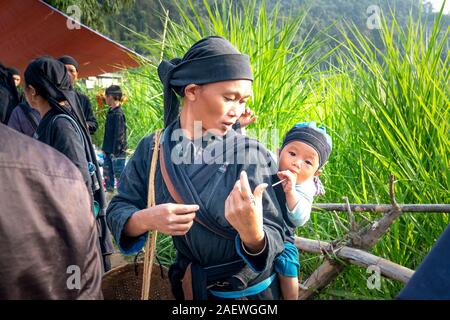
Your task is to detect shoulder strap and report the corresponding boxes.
[141,129,163,300]
[159,142,184,204]
[49,114,84,148]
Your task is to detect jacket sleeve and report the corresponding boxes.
[106,134,154,254]
[81,95,98,135]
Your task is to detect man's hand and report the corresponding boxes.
[237,107,257,128]
[125,203,198,237]
[225,171,268,253]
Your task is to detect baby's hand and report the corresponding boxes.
[277,170,297,194]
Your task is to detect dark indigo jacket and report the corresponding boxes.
[106,129,285,299]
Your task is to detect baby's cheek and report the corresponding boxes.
[296,170,315,184]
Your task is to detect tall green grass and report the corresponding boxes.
[93,0,449,299]
[297,7,449,299]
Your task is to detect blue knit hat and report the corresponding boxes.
[281,121,332,169]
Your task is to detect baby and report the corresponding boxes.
[274,121,332,300]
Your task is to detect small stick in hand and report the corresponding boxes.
[271,178,287,187]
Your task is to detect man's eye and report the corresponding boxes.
[305,160,312,165]
[289,151,296,157]
[224,96,233,101]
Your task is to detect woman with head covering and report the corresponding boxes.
[107,36,285,300]
[0,63,20,124]
[23,56,114,272]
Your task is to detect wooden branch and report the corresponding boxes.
[298,175,411,299]
[356,177,402,251]
[344,196,358,232]
[312,204,450,213]
[298,260,345,300]
[295,236,414,284]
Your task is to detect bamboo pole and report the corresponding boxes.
[140,10,169,300]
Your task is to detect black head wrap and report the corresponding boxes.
[281,122,333,169]
[57,55,79,71]
[25,56,73,105]
[157,36,253,127]
[24,57,106,207]
[7,67,20,76]
[0,63,20,123]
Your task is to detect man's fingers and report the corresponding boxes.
[171,204,200,215]
[170,221,194,233]
[172,212,196,223]
[253,183,268,200]
[239,170,253,201]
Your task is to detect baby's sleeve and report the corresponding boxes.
[285,179,317,227]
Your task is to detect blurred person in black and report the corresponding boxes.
[0,63,20,124]
[397,224,450,299]
[101,85,127,192]
[58,55,98,135]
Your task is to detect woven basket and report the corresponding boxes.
[102,262,174,300]
[101,130,174,300]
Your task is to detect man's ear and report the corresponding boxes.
[184,84,199,102]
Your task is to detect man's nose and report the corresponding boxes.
[229,103,244,117]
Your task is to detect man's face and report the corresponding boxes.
[105,94,115,106]
[12,75,21,87]
[278,141,320,184]
[187,80,252,136]
[64,64,78,85]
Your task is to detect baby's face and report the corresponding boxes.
[278,141,320,184]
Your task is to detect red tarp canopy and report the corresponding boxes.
[0,0,144,78]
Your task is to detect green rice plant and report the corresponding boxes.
[141,0,336,150]
[296,7,449,299]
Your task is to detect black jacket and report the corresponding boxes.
[397,224,450,299]
[102,106,127,156]
[107,124,285,300]
[35,107,91,188]
[76,91,98,135]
